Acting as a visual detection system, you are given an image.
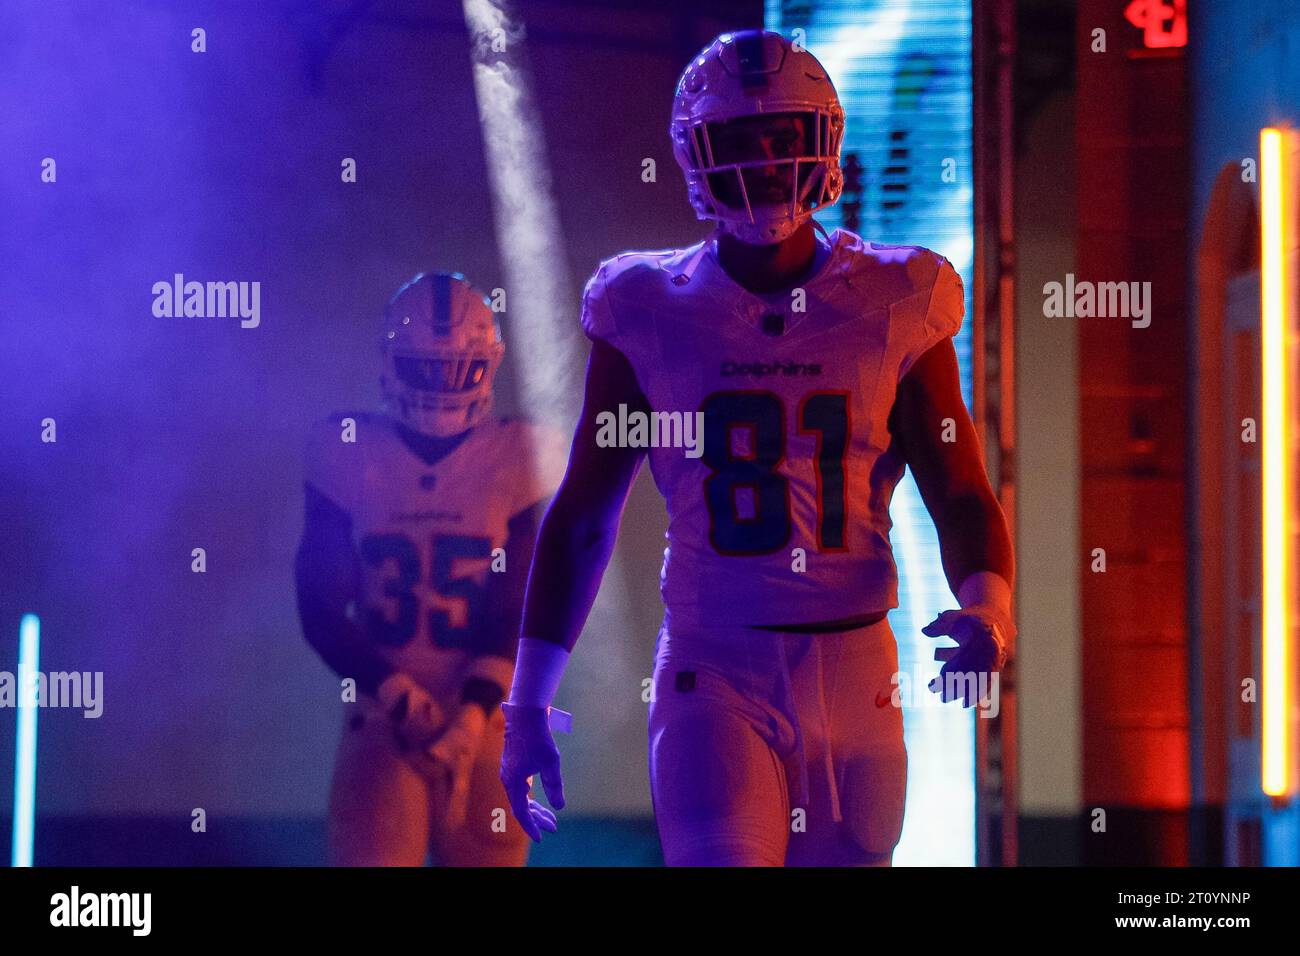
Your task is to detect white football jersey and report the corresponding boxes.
[304,413,567,694]
[580,228,964,630]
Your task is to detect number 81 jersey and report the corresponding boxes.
[581,228,964,630]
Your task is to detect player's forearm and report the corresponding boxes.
[294,551,394,697]
[519,497,621,652]
[298,603,394,697]
[463,590,517,701]
[935,490,1015,603]
[479,504,542,659]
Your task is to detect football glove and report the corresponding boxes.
[377,672,447,753]
[923,606,1012,708]
[499,702,563,842]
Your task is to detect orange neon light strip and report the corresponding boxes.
[1260,127,1293,798]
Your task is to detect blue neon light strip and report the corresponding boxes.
[12,614,40,867]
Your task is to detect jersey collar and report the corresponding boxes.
[695,227,849,336]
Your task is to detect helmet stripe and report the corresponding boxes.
[432,272,452,336]
[735,31,770,90]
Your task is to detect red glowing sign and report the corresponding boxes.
[1124,0,1187,49]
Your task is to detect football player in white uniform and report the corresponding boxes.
[499,30,1017,866]
[296,272,564,866]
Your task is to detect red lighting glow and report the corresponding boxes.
[1124,0,1188,49]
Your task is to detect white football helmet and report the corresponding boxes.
[380,272,504,438]
[670,30,845,244]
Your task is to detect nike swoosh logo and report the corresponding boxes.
[875,690,893,709]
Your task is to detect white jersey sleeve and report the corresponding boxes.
[896,251,965,381]
[579,257,621,346]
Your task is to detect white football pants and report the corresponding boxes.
[327,694,530,867]
[648,616,908,866]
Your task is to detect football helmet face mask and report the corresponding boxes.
[671,30,845,245]
[380,272,504,438]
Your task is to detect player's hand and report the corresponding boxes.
[922,606,1012,708]
[499,702,564,842]
[426,704,489,831]
[377,672,447,752]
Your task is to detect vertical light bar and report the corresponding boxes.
[461,0,581,426]
[12,614,40,867]
[460,0,647,791]
[1260,127,1293,798]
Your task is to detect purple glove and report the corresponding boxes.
[499,702,564,842]
[923,606,1012,707]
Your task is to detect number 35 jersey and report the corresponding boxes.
[581,228,964,630]
[304,413,566,692]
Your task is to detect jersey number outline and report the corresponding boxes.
[359,533,492,650]
[700,389,850,556]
